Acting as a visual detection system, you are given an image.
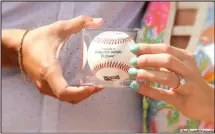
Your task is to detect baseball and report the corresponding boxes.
[87,31,136,82]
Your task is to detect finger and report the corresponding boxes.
[135,69,179,88]
[42,59,103,102]
[133,54,188,76]
[60,85,103,102]
[172,86,190,96]
[158,67,171,73]
[68,85,103,104]
[171,75,191,96]
[54,15,104,36]
[136,84,183,106]
[130,43,193,61]
[144,67,170,72]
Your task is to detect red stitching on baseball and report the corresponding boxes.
[93,36,132,45]
[92,61,130,74]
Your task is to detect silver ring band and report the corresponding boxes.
[175,75,185,90]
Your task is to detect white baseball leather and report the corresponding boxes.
[87,31,135,82]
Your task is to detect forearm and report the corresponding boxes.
[1,29,26,68]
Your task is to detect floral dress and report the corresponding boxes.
[139,2,214,132]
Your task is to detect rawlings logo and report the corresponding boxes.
[103,75,120,81]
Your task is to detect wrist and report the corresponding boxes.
[2,29,28,68]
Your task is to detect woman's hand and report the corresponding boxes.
[128,43,214,123]
[2,16,104,104]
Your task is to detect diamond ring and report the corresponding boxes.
[174,75,186,91]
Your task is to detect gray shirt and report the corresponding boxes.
[2,2,145,133]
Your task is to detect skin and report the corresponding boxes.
[2,16,104,104]
[2,9,214,124]
[131,43,214,124]
[131,10,214,124]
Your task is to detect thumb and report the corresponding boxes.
[42,59,104,102]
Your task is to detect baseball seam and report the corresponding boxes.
[93,36,132,44]
[92,61,130,73]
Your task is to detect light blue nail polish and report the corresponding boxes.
[130,57,137,66]
[128,68,138,76]
[130,44,140,53]
[130,81,140,89]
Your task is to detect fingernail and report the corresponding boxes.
[93,18,103,23]
[130,57,137,66]
[128,68,138,76]
[96,85,104,89]
[130,44,140,53]
[130,81,140,89]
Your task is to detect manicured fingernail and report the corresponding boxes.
[128,68,138,76]
[130,44,140,53]
[130,57,137,66]
[130,81,140,89]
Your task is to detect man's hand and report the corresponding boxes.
[2,16,104,104]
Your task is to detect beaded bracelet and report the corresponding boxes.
[18,30,31,82]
